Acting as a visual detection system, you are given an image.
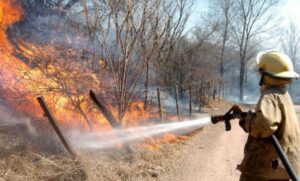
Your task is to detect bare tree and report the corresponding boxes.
[77,0,193,125]
[230,0,279,101]
[14,43,100,130]
[142,0,193,109]
[281,22,300,97]
[22,0,80,15]
[209,0,234,76]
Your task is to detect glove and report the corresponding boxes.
[239,111,256,133]
[231,105,242,114]
[231,105,243,119]
[231,105,247,131]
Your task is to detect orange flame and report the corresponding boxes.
[0,0,23,52]
[0,0,189,150]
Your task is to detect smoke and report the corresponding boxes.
[71,117,212,150]
[11,15,93,50]
[224,61,260,104]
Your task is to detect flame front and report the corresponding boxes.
[0,0,108,129]
[0,0,189,150]
[0,0,23,46]
[0,0,24,77]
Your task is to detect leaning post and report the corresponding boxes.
[37,96,76,159]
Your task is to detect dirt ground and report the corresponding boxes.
[163,111,247,181]
[161,105,300,181]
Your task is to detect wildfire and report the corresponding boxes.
[0,0,189,151]
[0,0,37,117]
[143,133,189,151]
[0,0,23,47]
[123,100,156,127]
[0,0,24,72]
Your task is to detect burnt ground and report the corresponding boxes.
[0,102,299,181]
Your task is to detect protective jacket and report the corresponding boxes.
[238,86,300,180]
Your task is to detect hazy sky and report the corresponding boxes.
[280,0,300,26]
[187,0,300,32]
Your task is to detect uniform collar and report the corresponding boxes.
[260,85,287,94]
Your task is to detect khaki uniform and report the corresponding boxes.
[238,86,300,180]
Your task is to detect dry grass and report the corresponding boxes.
[79,142,188,181]
[0,150,86,181]
[0,141,188,181]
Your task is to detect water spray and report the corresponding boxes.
[74,104,247,150]
[74,117,212,149]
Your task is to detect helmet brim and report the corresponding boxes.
[256,51,266,64]
[252,51,299,79]
[247,57,258,72]
[270,71,300,79]
[247,52,266,72]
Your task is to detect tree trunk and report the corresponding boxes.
[144,61,149,110]
[175,86,181,121]
[220,27,228,76]
[239,59,245,101]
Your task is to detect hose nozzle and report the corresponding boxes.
[211,106,247,131]
[211,115,226,124]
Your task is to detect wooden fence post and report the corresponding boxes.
[90,90,119,127]
[157,87,163,123]
[175,86,181,121]
[199,86,203,112]
[189,85,192,119]
[37,96,76,159]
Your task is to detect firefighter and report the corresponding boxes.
[237,51,300,181]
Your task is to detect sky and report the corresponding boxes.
[187,0,300,32]
[185,0,208,33]
[280,0,300,27]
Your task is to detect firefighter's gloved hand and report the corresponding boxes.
[232,105,242,114]
[239,111,256,133]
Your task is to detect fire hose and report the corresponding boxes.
[211,106,299,181]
